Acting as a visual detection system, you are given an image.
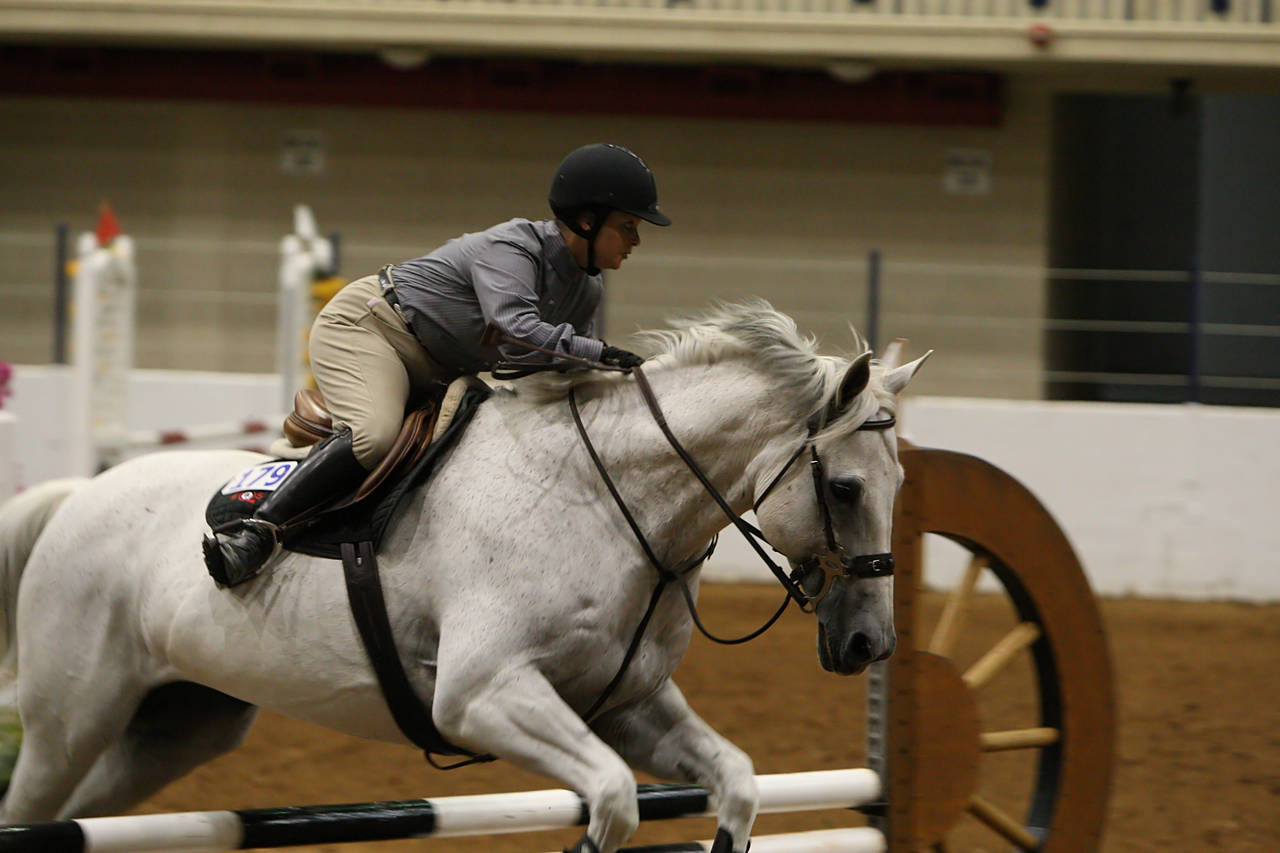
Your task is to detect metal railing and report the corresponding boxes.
[278,0,1277,23]
[3,228,1278,405]
[1,0,1275,28]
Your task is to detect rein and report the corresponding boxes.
[492,344,897,724]
[629,365,894,611]
[568,364,896,658]
[627,367,813,610]
[570,387,789,649]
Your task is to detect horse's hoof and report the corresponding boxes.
[710,827,746,853]
[563,835,601,853]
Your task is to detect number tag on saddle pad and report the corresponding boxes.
[206,461,298,532]
[220,461,298,496]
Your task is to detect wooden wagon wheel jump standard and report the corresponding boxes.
[870,444,1117,852]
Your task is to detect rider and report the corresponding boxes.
[203,143,671,586]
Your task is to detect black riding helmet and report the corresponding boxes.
[549,143,671,274]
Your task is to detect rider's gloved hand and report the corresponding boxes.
[600,344,645,369]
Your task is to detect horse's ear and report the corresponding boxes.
[833,351,874,416]
[882,350,933,396]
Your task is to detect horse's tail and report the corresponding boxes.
[0,479,88,683]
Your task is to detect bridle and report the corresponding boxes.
[483,328,897,614]
[558,362,897,723]
[750,408,897,610]
[571,364,895,620]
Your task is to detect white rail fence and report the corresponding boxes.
[0,769,885,852]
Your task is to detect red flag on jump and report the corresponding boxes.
[95,203,121,247]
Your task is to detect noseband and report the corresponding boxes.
[752,412,897,609]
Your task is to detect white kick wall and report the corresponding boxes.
[900,398,1280,603]
[5,366,280,488]
[705,397,1280,602]
[0,413,15,500]
[3,366,1276,602]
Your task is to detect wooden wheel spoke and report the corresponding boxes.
[981,727,1061,752]
[890,449,1116,852]
[968,794,1040,850]
[927,552,986,657]
[961,621,1041,689]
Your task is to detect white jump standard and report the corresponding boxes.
[0,770,882,851]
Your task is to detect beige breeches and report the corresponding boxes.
[308,274,451,469]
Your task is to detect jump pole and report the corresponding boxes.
[546,828,886,853]
[0,769,881,852]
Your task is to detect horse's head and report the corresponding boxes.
[753,347,930,675]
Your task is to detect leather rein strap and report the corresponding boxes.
[628,366,896,609]
[570,363,896,650]
[569,386,782,650]
[626,367,812,608]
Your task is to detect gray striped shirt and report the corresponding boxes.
[389,218,604,375]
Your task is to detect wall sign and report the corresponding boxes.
[944,148,992,195]
[281,130,326,176]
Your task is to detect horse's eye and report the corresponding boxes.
[829,479,863,503]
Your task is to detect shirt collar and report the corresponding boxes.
[541,219,592,284]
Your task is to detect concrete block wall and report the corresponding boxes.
[0,79,1051,400]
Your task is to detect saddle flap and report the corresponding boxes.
[278,375,490,509]
[353,402,439,503]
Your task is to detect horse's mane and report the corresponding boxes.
[504,300,895,439]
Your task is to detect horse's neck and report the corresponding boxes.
[585,361,800,561]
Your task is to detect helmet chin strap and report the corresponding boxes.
[568,205,609,276]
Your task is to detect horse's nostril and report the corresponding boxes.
[849,633,873,662]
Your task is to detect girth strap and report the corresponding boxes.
[339,541,495,767]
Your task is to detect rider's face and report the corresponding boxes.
[588,212,642,271]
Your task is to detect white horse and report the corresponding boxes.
[0,302,927,853]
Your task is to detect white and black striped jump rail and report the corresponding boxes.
[0,768,881,852]
[550,827,886,852]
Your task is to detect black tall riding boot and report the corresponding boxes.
[203,429,368,586]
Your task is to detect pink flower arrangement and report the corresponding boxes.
[0,362,11,410]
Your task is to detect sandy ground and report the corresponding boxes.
[135,585,1279,852]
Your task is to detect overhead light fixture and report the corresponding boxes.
[378,47,430,71]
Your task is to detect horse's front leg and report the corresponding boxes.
[432,659,638,853]
[593,679,757,853]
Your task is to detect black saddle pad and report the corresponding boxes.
[205,386,489,560]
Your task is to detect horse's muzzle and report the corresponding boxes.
[818,622,896,676]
